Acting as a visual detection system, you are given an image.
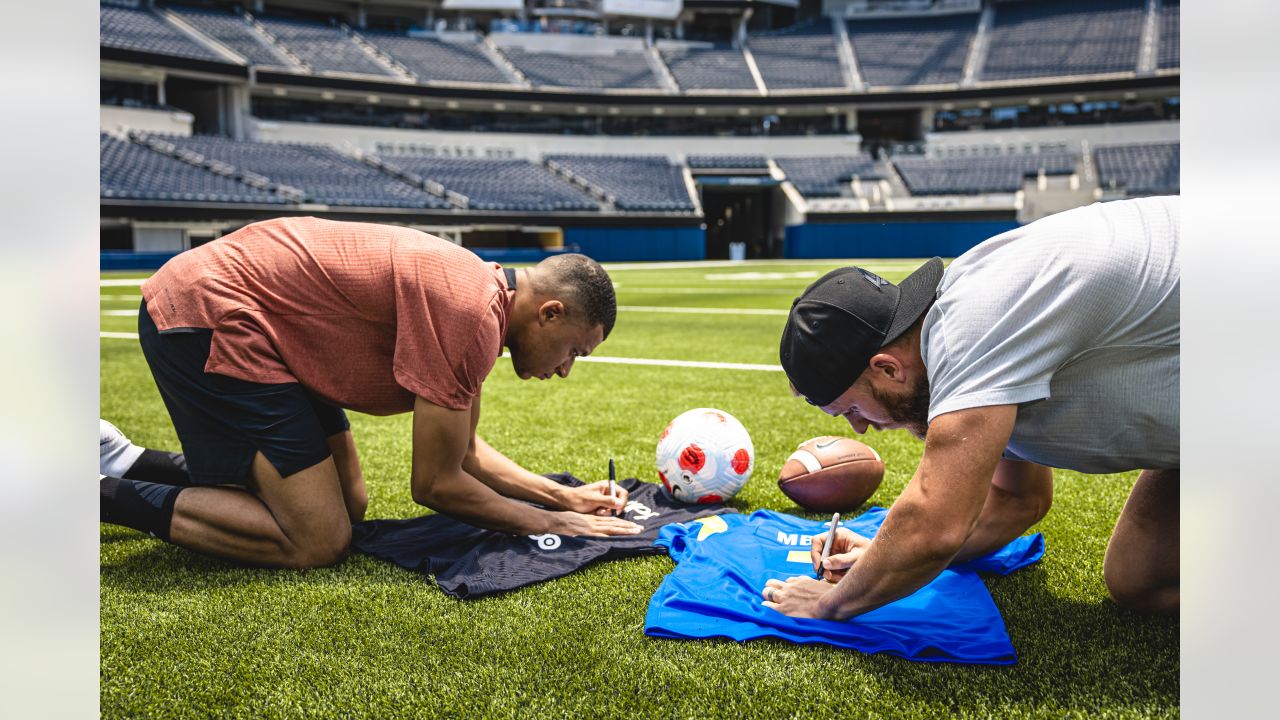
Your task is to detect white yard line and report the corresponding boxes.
[572,355,781,372]
[702,271,819,281]
[100,278,146,286]
[98,332,783,372]
[102,309,139,316]
[601,258,934,271]
[505,352,781,372]
[618,305,787,316]
[101,294,141,300]
[614,287,799,295]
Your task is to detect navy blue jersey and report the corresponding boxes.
[645,507,1044,665]
[351,474,736,599]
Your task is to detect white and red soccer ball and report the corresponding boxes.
[656,408,754,504]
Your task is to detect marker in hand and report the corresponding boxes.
[608,458,619,517]
[816,512,840,581]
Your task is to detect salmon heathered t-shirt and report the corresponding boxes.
[140,217,513,415]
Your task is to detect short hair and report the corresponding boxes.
[534,253,617,339]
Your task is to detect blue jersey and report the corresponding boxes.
[645,507,1045,665]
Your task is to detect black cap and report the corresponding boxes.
[779,258,944,408]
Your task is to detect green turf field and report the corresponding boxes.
[100,259,1177,719]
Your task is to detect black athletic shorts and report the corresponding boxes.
[137,299,350,487]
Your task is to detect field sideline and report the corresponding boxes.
[100,259,1177,719]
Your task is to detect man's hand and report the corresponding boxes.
[562,481,629,516]
[775,404,1018,621]
[761,576,839,619]
[545,510,643,537]
[810,528,873,582]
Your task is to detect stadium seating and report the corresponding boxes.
[983,0,1145,81]
[167,6,294,67]
[892,152,1077,195]
[254,16,394,77]
[774,156,881,197]
[658,43,757,92]
[1158,0,1180,69]
[149,135,448,208]
[361,33,512,85]
[374,155,600,211]
[847,13,976,87]
[544,155,695,211]
[100,133,287,204]
[1094,142,1179,195]
[103,5,1179,92]
[500,48,660,90]
[686,155,770,170]
[100,2,225,62]
[747,18,846,91]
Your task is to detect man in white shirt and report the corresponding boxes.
[766,196,1179,618]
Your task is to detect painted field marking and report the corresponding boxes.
[102,309,139,316]
[614,287,799,295]
[99,333,784,372]
[701,271,819,281]
[100,278,146,286]
[619,305,787,316]
[101,294,141,300]
[568,355,782,372]
[601,258,937,271]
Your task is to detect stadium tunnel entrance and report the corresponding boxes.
[857,109,924,158]
[697,179,785,260]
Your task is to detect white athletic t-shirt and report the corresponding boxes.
[920,196,1179,474]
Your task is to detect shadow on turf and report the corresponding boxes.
[841,565,1178,711]
[99,538,423,592]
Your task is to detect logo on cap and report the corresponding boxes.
[857,269,889,288]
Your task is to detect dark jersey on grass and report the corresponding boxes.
[351,474,736,599]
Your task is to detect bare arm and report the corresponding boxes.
[768,405,1016,620]
[461,395,568,506]
[411,396,641,537]
[462,394,628,515]
[810,456,1052,580]
[951,458,1052,563]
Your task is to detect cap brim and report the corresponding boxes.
[883,257,943,345]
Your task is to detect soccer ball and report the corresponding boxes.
[656,408,754,504]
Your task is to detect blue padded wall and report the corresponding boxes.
[783,220,1018,259]
[101,251,181,271]
[563,226,705,262]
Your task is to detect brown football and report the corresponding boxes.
[778,436,885,512]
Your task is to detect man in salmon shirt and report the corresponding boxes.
[101,216,642,568]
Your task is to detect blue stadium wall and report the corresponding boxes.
[563,226,705,262]
[101,226,706,269]
[783,220,1019,259]
[101,222,1016,269]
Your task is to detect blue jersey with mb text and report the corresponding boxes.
[644,507,1044,665]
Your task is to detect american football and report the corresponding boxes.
[778,436,885,512]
